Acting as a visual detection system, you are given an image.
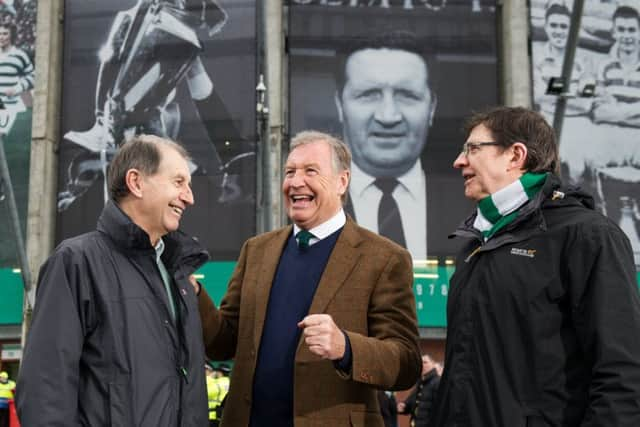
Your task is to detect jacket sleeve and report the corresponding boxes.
[16,247,93,426]
[342,248,422,391]
[570,225,640,426]
[199,240,248,360]
[401,386,418,414]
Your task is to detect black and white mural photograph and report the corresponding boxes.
[531,0,640,268]
[57,0,257,260]
[289,0,499,262]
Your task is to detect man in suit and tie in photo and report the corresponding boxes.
[195,130,421,426]
[334,30,462,260]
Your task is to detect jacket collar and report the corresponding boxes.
[450,174,591,247]
[97,201,209,272]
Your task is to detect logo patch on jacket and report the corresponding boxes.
[510,247,536,258]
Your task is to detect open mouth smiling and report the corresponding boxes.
[170,204,184,216]
[291,194,314,204]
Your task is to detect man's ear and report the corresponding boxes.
[125,169,144,198]
[335,91,344,123]
[337,169,350,197]
[509,142,528,171]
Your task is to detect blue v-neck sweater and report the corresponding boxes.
[250,228,342,427]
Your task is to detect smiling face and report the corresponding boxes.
[453,124,522,201]
[135,145,194,244]
[282,140,349,229]
[544,13,570,51]
[613,16,640,55]
[336,48,434,178]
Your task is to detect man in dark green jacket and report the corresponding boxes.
[432,106,640,426]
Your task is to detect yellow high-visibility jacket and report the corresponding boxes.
[0,380,16,400]
[206,376,230,420]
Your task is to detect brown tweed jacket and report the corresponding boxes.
[199,217,421,427]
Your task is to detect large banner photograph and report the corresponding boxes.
[0,0,36,269]
[289,0,499,326]
[57,0,257,260]
[531,0,640,270]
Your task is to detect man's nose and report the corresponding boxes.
[453,152,467,169]
[182,185,195,205]
[287,170,306,187]
[374,93,402,125]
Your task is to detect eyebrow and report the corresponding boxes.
[285,162,321,169]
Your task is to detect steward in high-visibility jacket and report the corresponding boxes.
[0,371,16,427]
[206,373,230,426]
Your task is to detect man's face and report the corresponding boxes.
[336,48,434,178]
[544,13,570,50]
[136,145,194,244]
[613,17,640,55]
[282,141,349,229]
[421,356,435,376]
[0,27,11,49]
[452,124,516,201]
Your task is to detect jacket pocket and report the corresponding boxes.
[109,379,132,427]
[349,410,384,427]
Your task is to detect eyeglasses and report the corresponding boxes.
[460,141,500,156]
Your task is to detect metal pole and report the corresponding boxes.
[0,134,33,308]
[552,0,585,142]
[265,0,284,230]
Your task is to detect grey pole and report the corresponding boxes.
[0,134,33,308]
[552,0,585,142]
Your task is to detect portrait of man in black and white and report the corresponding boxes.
[532,1,593,122]
[56,0,257,260]
[289,4,498,263]
[334,31,437,260]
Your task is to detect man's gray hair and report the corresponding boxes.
[290,130,351,174]
[107,134,190,203]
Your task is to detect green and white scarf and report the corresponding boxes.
[474,172,547,241]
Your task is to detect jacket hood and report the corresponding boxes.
[97,201,209,272]
[554,182,595,210]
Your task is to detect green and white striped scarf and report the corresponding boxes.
[474,172,547,241]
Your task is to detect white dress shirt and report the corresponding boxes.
[349,160,427,260]
[293,209,346,248]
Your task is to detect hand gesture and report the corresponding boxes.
[298,314,345,360]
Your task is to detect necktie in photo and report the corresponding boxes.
[296,229,315,250]
[374,178,407,248]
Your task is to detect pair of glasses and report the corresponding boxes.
[460,141,500,156]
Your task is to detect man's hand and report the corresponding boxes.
[188,274,200,295]
[397,401,406,413]
[297,314,345,360]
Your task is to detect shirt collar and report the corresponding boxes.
[154,238,165,262]
[293,209,346,242]
[350,159,423,199]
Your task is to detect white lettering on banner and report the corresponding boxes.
[289,0,478,12]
